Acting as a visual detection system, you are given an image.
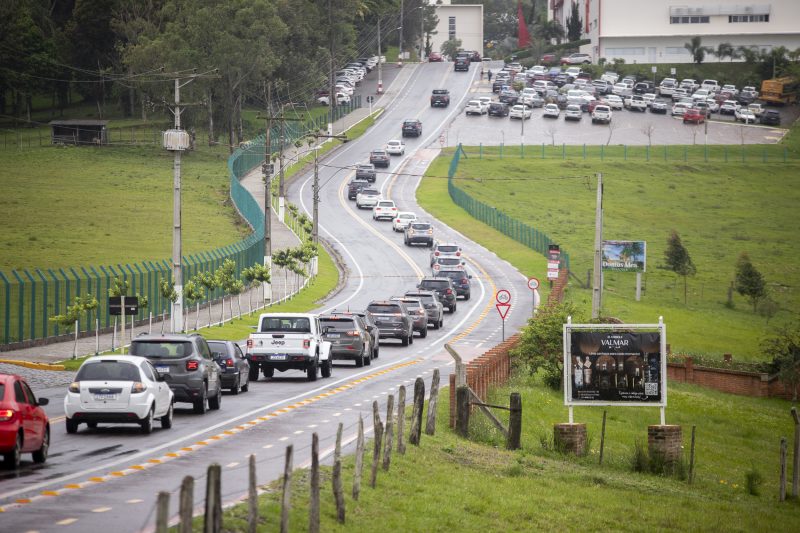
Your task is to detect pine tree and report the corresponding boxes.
[735,252,767,313]
[664,230,696,304]
[566,2,582,42]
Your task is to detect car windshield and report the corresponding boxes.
[378,201,394,207]
[420,280,449,289]
[437,257,462,266]
[0,384,5,399]
[320,318,356,331]
[77,361,141,381]
[438,245,459,253]
[438,270,467,281]
[207,341,228,356]
[259,317,311,333]
[130,341,193,358]
[410,223,430,230]
[394,299,422,310]
[367,304,402,314]
[399,213,414,219]
[372,151,386,156]
[362,189,379,195]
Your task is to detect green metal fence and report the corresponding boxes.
[447,144,570,270]
[0,98,361,346]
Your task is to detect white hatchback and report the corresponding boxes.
[542,104,560,118]
[64,355,174,434]
[372,200,398,221]
[604,94,623,110]
[386,139,405,155]
[392,211,417,232]
[509,104,532,119]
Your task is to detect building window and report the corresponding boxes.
[665,47,691,55]
[448,16,456,41]
[605,47,645,56]
[670,16,710,24]
[729,14,769,23]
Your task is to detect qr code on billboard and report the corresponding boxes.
[645,382,658,396]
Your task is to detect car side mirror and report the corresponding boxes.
[38,397,49,406]
[156,373,167,382]
[468,275,473,279]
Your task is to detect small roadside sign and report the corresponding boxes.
[109,296,138,316]
[495,289,511,304]
[527,277,539,290]
[496,303,510,320]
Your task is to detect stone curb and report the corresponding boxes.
[0,359,66,371]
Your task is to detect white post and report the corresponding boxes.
[569,406,574,424]
[660,406,666,425]
[111,319,117,352]
[532,288,540,315]
[148,312,152,334]
[73,320,78,360]
[635,272,642,301]
[591,173,603,319]
[278,196,285,223]
[95,318,100,355]
[120,295,126,355]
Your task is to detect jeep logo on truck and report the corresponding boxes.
[271,339,286,346]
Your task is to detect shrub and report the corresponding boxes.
[745,466,764,495]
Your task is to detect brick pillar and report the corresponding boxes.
[554,423,587,456]
[449,373,456,428]
[647,425,682,466]
[685,356,694,383]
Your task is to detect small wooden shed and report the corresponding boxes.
[49,120,109,145]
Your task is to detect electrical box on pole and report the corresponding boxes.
[162,130,190,151]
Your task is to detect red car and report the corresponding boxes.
[683,108,705,124]
[428,52,443,62]
[0,374,50,468]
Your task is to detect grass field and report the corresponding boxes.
[209,376,798,532]
[419,137,800,360]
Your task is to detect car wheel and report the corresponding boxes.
[3,434,22,469]
[87,422,98,429]
[241,373,249,392]
[248,364,260,382]
[262,366,275,379]
[208,385,222,410]
[373,346,379,359]
[355,349,364,367]
[365,349,372,366]
[140,407,154,434]
[439,318,444,329]
[307,359,319,382]
[464,293,471,301]
[401,335,409,347]
[321,358,332,378]
[450,304,457,313]
[66,418,78,434]
[32,427,49,463]
[420,328,428,339]
[231,375,241,395]
[161,404,174,429]
[408,332,414,345]
[193,385,208,415]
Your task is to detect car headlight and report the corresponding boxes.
[68,382,80,393]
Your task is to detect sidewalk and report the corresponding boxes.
[0,62,418,373]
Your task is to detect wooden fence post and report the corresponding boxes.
[456,386,470,438]
[409,377,425,445]
[507,392,522,450]
[396,385,407,455]
[792,408,799,498]
[383,395,394,471]
[688,425,697,484]
[179,476,194,533]
[156,491,170,533]
[780,437,787,502]
[353,416,364,500]
[425,369,440,436]
[204,464,221,533]
[281,445,293,533]
[248,454,258,533]
[370,401,384,488]
[599,410,607,465]
[309,433,320,533]
[332,423,345,523]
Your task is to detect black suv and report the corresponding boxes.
[130,333,223,414]
[356,163,377,182]
[435,269,472,300]
[454,57,470,71]
[347,179,370,200]
[404,221,434,247]
[430,89,450,107]
[417,277,457,313]
[402,119,422,137]
[488,102,509,117]
[760,109,781,126]
[366,300,414,346]
[351,311,380,359]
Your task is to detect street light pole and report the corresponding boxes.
[377,20,383,94]
[399,0,404,63]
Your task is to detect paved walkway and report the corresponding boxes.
[0,61,418,382]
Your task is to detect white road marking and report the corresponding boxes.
[293,430,304,434]
[56,518,78,526]
[226,462,239,468]
[262,444,273,449]
[279,437,289,442]
[91,507,111,513]
[126,499,144,504]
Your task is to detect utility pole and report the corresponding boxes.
[591,173,604,319]
[328,0,336,135]
[308,131,349,245]
[377,20,383,94]
[279,118,286,221]
[399,0,404,63]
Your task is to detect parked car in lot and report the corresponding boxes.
[404,290,444,330]
[650,100,669,114]
[369,149,389,168]
[760,109,781,126]
[465,100,488,115]
[356,188,381,209]
[319,313,372,367]
[366,300,414,346]
[129,334,222,414]
[389,296,428,338]
[355,164,376,182]
[604,94,623,110]
[671,102,691,116]
[416,277,457,312]
[564,104,583,120]
[735,107,757,123]
[683,108,705,124]
[601,71,619,84]
[347,179,369,200]
[543,103,560,118]
[404,221,434,247]
[65,355,174,433]
[1,374,50,467]
[747,103,765,117]
[591,104,612,124]
[317,92,350,106]
[207,340,250,394]
[658,78,677,96]
[401,119,422,137]
[719,100,740,115]
[392,211,417,232]
[499,89,519,105]
[561,53,591,65]
[680,79,699,92]
[372,199,398,221]
[509,104,532,119]
[386,139,405,155]
[488,102,510,117]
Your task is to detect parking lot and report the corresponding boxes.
[443,77,796,148]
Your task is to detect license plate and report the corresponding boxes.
[156,366,170,374]
[271,355,287,361]
[94,394,118,401]
[328,333,340,338]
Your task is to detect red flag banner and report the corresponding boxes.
[517,1,531,48]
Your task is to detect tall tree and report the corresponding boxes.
[664,230,696,304]
[539,19,564,45]
[735,252,767,313]
[714,42,733,62]
[565,1,582,42]
[763,324,800,401]
[684,36,710,64]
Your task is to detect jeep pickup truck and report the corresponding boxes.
[245,313,332,382]
[430,89,450,107]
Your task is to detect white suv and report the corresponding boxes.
[386,139,405,155]
[373,200,398,221]
[356,188,381,209]
[591,105,612,124]
[392,211,417,232]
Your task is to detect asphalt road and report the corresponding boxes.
[0,61,533,532]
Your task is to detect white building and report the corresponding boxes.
[427,1,484,58]
[550,0,800,64]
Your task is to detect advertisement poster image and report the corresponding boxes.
[570,332,661,403]
[601,240,646,272]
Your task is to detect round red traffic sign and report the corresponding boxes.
[527,277,539,290]
[495,289,511,304]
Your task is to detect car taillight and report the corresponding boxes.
[0,409,15,422]
[456,251,461,256]
[69,382,80,393]
[461,278,468,284]
[446,289,453,295]
[346,330,359,337]
[226,358,234,367]
[303,339,311,349]
[391,207,396,210]
[186,360,199,371]
[131,382,146,394]
[246,337,253,348]
[434,251,439,256]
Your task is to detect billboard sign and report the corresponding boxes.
[602,240,646,272]
[563,322,666,407]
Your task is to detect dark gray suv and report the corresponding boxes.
[130,333,222,414]
[319,314,372,367]
[405,290,444,329]
[366,300,414,346]
[390,296,429,338]
[417,277,457,313]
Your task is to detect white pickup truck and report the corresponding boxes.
[245,313,332,382]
